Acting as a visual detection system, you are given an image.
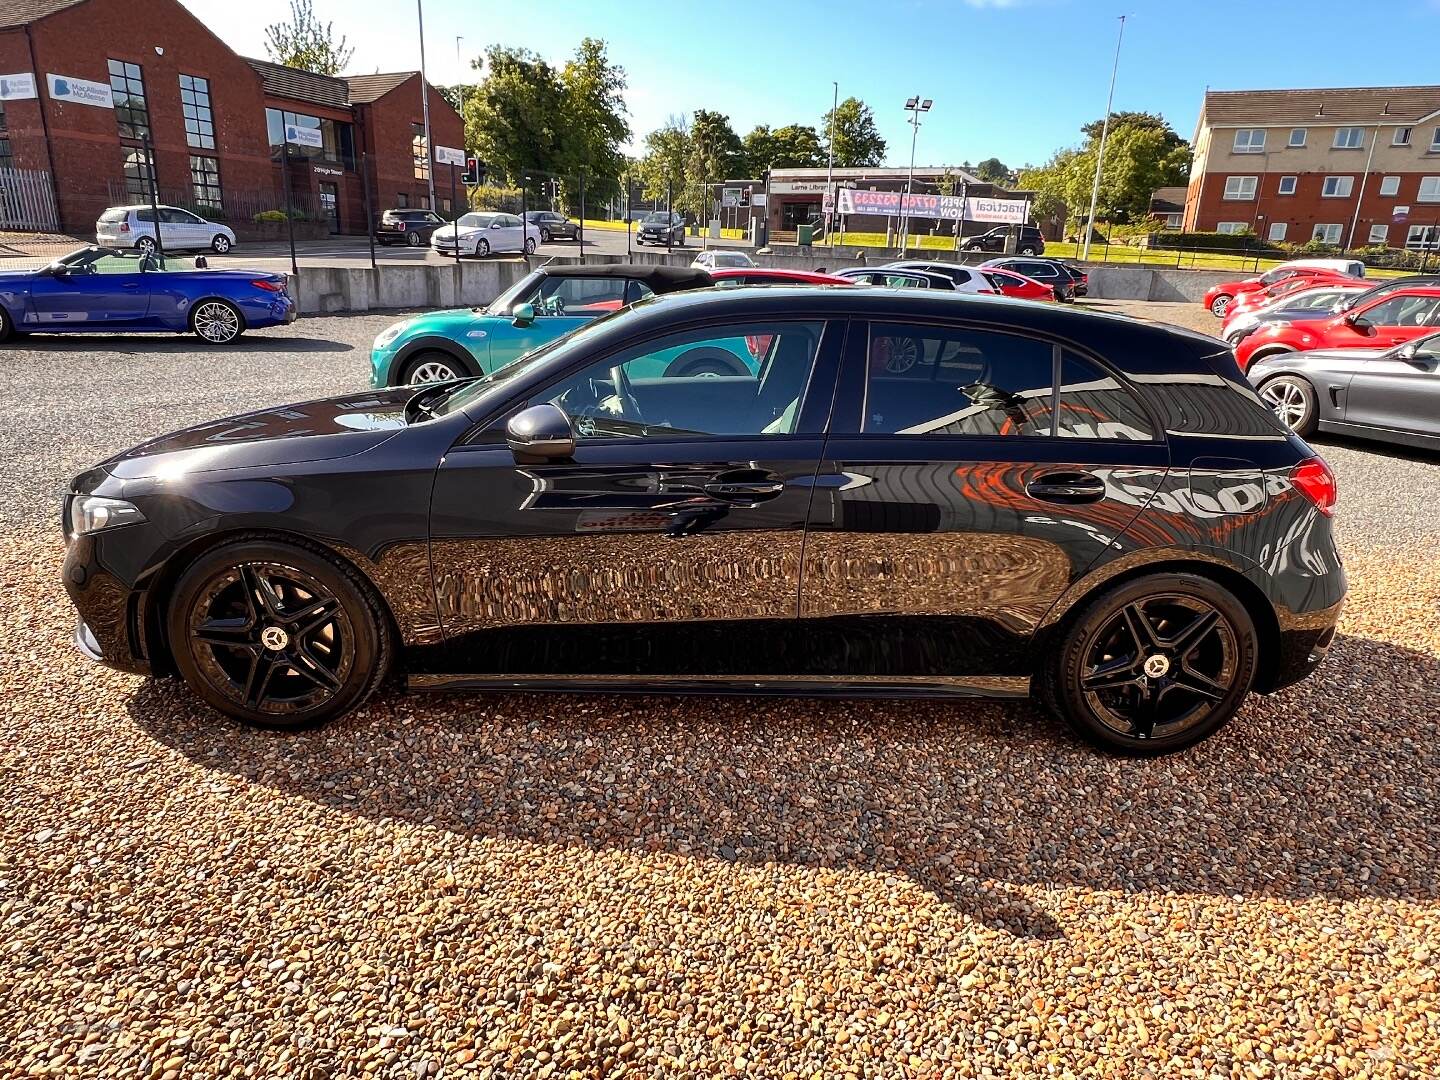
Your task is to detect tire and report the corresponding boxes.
[406,230,422,247]
[662,347,748,377]
[0,304,14,343]
[1249,345,1295,367]
[1209,294,1233,318]
[477,238,490,257]
[135,236,157,254]
[524,237,537,255]
[191,299,244,344]
[400,350,466,384]
[1257,374,1318,436]
[1040,573,1258,755]
[210,234,232,254]
[540,228,551,243]
[1019,245,1038,256]
[166,538,392,730]
[673,233,684,247]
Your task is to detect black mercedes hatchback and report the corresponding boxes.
[62,288,1345,753]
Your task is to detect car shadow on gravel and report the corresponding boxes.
[126,631,1440,940]
[7,334,353,354]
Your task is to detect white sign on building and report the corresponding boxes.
[46,73,113,108]
[434,145,465,167]
[0,73,37,101]
[285,124,324,148]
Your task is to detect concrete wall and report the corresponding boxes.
[287,249,1242,314]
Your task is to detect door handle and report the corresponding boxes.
[703,479,785,501]
[1025,471,1106,504]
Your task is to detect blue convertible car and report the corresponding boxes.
[0,246,295,344]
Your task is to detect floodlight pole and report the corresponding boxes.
[1082,14,1126,261]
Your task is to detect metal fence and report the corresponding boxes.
[0,167,59,232]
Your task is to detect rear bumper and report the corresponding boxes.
[1264,596,1345,693]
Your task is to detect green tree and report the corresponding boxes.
[637,116,689,210]
[684,109,744,216]
[263,0,353,75]
[821,97,886,168]
[555,37,629,208]
[974,156,1010,184]
[743,123,824,174]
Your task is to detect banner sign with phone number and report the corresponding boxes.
[836,187,1028,224]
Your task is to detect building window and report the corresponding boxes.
[1378,176,1400,197]
[120,146,155,199]
[1287,128,1306,148]
[189,154,222,209]
[1277,175,1298,195]
[1312,223,1343,244]
[412,123,429,181]
[1223,175,1257,200]
[1431,127,1440,152]
[396,192,409,208]
[1394,127,1413,146]
[1268,221,1287,242]
[1321,176,1355,198]
[1419,177,1440,202]
[1216,222,1248,235]
[1163,212,1182,228]
[1407,224,1440,250]
[265,108,356,170]
[0,102,11,170]
[1368,224,1389,245]
[179,74,214,150]
[1333,127,1364,149]
[1232,129,1265,154]
[107,59,150,142]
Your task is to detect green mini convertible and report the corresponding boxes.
[369,264,719,387]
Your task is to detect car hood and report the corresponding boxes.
[77,388,414,485]
[434,225,485,239]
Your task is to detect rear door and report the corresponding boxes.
[797,317,1167,684]
[1344,332,1440,437]
[426,317,843,681]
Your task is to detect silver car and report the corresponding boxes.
[1248,330,1440,450]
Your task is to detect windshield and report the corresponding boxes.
[458,213,491,228]
[643,213,669,223]
[483,269,546,315]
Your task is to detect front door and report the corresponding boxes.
[319,183,339,233]
[501,273,639,357]
[1342,293,1440,350]
[425,317,842,681]
[1344,333,1440,438]
[26,249,152,327]
[797,318,1168,685]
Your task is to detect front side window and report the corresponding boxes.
[1312,223,1343,244]
[1321,175,1355,198]
[179,74,214,150]
[1232,129,1265,154]
[1379,175,1401,196]
[108,59,149,142]
[1359,294,1440,327]
[1223,176,1257,200]
[1419,176,1440,203]
[189,155,222,210]
[526,275,631,316]
[1277,175,1298,195]
[532,321,825,439]
[1333,127,1365,149]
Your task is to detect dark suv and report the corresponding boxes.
[62,288,1344,754]
[962,225,1046,256]
[636,211,686,246]
[375,209,446,247]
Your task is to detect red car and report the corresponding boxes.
[1235,286,1440,369]
[709,267,854,286]
[980,267,1055,301]
[1221,272,1357,328]
[1203,266,1358,318]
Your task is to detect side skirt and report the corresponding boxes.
[407,673,1032,700]
[1318,419,1440,452]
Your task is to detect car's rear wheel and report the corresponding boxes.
[663,348,748,377]
[1210,294,1233,317]
[167,539,391,730]
[135,236,157,254]
[476,238,490,257]
[1019,245,1038,256]
[540,227,551,242]
[211,234,232,254]
[0,304,14,343]
[191,299,244,344]
[401,351,466,384]
[406,230,422,247]
[1257,374,1318,435]
[524,237,537,255]
[1042,573,1258,754]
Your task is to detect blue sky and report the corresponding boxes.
[182,0,1440,168]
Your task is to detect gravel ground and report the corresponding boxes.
[3,307,1440,1077]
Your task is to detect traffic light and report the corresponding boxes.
[461,157,485,186]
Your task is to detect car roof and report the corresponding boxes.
[537,262,714,291]
[710,267,852,284]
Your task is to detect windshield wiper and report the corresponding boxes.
[403,380,470,424]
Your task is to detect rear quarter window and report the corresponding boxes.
[100,209,129,223]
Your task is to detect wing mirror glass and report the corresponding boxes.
[1345,312,1371,330]
[511,302,535,327]
[506,403,574,460]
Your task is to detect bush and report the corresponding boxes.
[1150,229,1273,253]
[254,209,289,223]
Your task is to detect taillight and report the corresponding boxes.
[251,279,283,292]
[1290,457,1337,516]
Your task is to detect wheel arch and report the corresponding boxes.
[188,295,248,331]
[390,335,483,384]
[138,527,405,677]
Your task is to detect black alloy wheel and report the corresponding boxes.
[1045,574,1257,754]
[168,540,390,729]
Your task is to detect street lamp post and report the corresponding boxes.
[1081,14,1126,261]
[899,96,932,255]
[416,0,436,211]
[825,81,838,247]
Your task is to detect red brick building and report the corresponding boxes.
[0,0,463,236]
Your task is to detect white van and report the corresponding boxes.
[1278,258,1365,278]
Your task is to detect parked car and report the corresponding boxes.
[710,267,853,286]
[636,211,686,246]
[64,286,1345,754]
[374,208,447,247]
[691,250,756,271]
[431,212,538,258]
[1235,286,1440,370]
[1222,284,1368,346]
[1055,261,1089,297]
[370,264,712,386]
[980,258,1080,302]
[0,245,293,344]
[980,267,1054,301]
[1221,272,1354,323]
[1249,329,1440,449]
[96,205,237,255]
[523,210,578,242]
[1202,263,1362,318]
[831,268,957,290]
[881,261,994,294]
[960,225,1046,256]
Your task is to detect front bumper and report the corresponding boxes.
[62,532,153,675]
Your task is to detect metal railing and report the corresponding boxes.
[0,167,59,232]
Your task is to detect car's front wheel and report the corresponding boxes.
[476,238,490,257]
[135,236,157,254]
[401,351,466,384]
[1209,294,1233,317]
[1257,374,1318,435]
[524,237,537,255]
[191,299,244,344]
[1042,573,1258,754]
[167,539,391,730]
[211,234,232,254]
[1019,245,1038,256]
[540,227,551,243]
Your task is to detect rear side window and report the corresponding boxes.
[100,208,129,223]
[1056,353,1155,441]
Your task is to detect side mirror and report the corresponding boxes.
[511,302,535,327]
[491,222,504,230]
[506,403,574,460]
[1347,314,1372,331]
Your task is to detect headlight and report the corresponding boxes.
[373,320,414,350]
[67,495,146,537]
